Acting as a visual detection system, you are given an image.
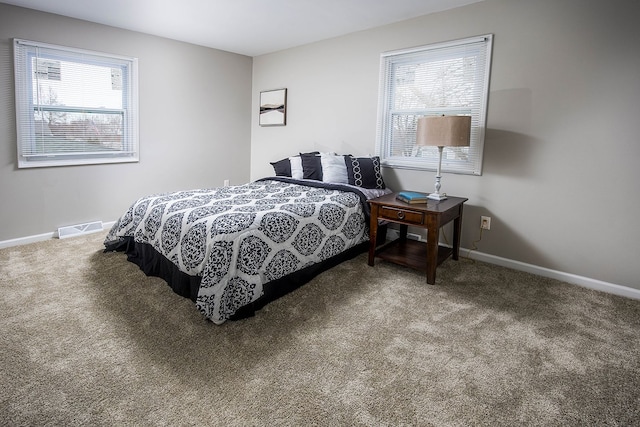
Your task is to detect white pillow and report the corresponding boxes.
[289,156,304,180]
[320,153,348,184]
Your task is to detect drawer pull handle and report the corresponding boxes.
[397,211,405,220]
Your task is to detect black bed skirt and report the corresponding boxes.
[105,236,373,321]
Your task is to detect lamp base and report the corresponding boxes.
[427,192,447,201]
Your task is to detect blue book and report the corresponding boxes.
[396,191,428,204]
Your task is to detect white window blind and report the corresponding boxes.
[13,39,139,168]
[376,35,493,175]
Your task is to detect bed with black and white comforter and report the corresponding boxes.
[104,178,389,324]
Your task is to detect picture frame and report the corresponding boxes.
[259,88,287,126]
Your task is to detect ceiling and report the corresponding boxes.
[1,0,483,57]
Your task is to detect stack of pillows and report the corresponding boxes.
[270,152,385,190]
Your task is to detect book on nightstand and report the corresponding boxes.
[396,191,428,204]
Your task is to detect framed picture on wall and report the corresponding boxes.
[259,88,287,126]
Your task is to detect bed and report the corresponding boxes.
[104,153,390,324]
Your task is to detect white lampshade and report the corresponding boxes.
[416,115,471,147]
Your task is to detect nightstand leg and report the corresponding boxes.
[399,224,408,241]
[452,206,463,260]
[368,205,379,266]
[426,222,439,284]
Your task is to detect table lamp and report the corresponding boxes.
[416,115,471,200]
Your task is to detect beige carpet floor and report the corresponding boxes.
[1,231,639,426]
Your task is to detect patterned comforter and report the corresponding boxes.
[104,178,385,324]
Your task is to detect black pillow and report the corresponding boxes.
[345,156,385,189]
[300,152,323,180]
[270,158,291,177]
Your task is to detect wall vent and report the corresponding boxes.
[57,221,103,239]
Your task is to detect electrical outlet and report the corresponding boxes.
[223,179,230,187]
[481,216,491,230]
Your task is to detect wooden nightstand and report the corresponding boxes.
[368,193,468,284]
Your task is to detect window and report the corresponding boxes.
[376,35,492,175]
[13,39,139,168]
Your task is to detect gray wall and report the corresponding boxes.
[0,3,252,241]
[251,0,640,290]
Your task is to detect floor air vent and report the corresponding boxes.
[57,221,103,239]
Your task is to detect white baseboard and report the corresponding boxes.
[0,231,56,249]
[0,221,115,249]
[384,228,640,301]
[464,249,640,301]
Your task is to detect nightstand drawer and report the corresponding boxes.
[378,206,425,225]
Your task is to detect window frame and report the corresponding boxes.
[13,38,139,168]
[375,34,493,175]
